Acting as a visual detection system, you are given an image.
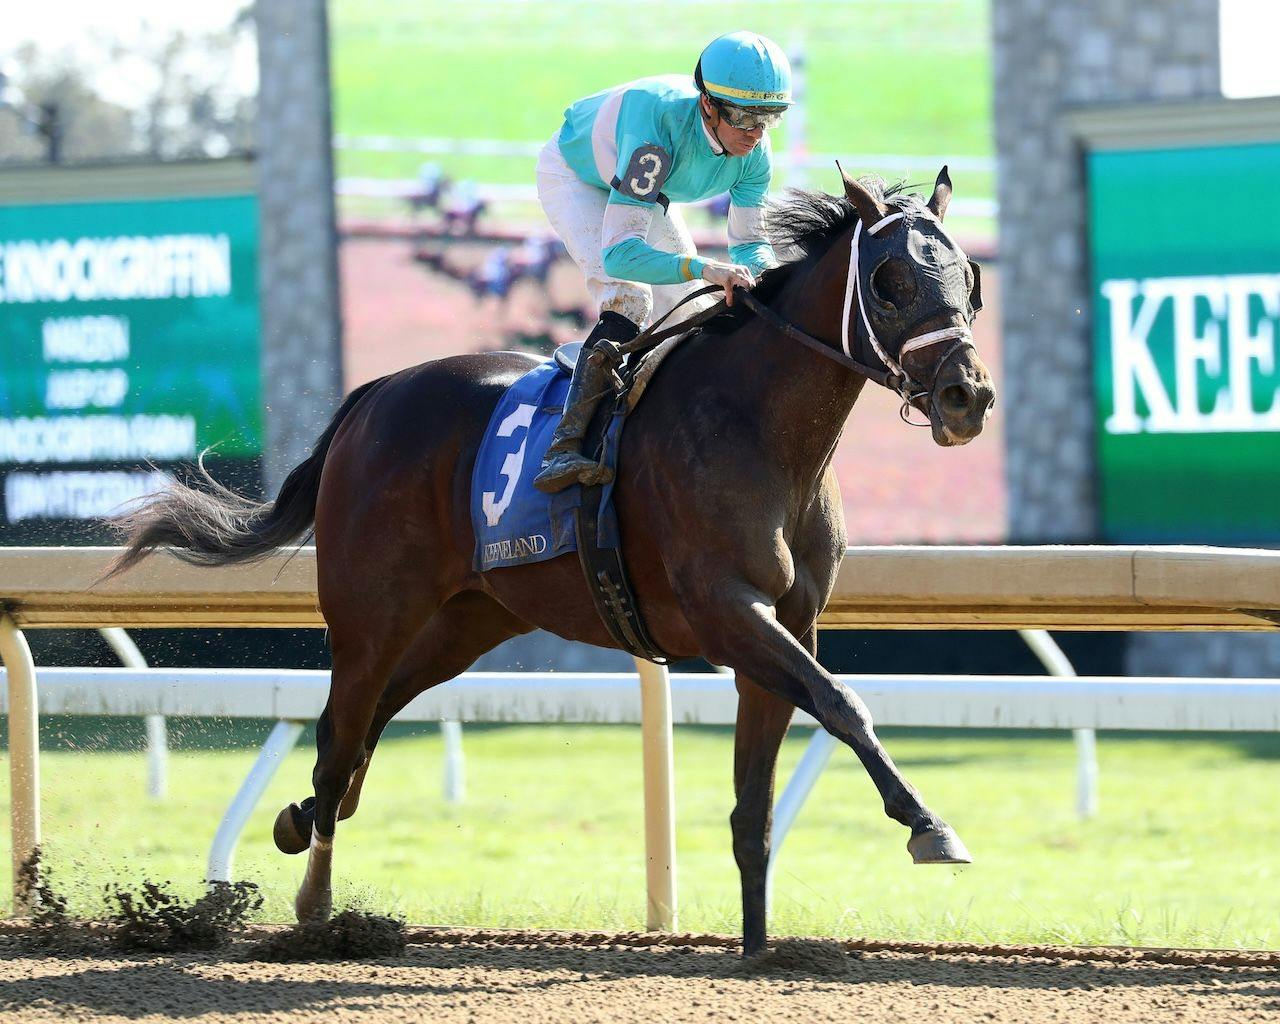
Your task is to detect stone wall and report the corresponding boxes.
[255,0,344,495]
[990,2,1280,678]
[992,0,1221,542]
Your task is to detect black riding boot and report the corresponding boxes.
[533,311,640,493]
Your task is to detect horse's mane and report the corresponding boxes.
[697,176,913,337]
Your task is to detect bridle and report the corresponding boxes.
[615,203,977,424]
[836,209,975,423]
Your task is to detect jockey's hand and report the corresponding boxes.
[700,259,756,306]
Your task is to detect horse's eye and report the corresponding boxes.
[870,259,917,310]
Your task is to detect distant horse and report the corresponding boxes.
[110,169,995,955]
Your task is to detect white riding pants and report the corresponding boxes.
[536,135,708,328]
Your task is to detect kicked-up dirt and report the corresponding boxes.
[2,928,1278,1023]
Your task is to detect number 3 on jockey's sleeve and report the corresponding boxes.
[615,144,672,204]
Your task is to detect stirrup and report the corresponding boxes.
[533,452,614,493]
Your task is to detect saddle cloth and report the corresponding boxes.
[471,356,621,572]
[469,335,691,573]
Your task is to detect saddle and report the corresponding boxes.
[552,334,685,411]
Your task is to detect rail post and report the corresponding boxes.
[100,627,167,799]
[207,719,305,882]
[0,614,40,915]
[1019,629,1098,819]
[636,656,677,931]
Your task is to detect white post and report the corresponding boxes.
[1073,725,1098,819]
[635,656,677,931]
[207,719,305,883]
[440,720,465,803]
[1019,629,1098,819]
[144,714,169,799]
[0,614,40,915]
[100,627,167,799]
[767,726,838,910]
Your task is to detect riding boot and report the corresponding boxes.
[533,311,639,493]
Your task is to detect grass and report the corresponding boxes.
[7,719,1280,949]
[328,0,994,196]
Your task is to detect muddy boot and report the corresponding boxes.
[533,312,639,493]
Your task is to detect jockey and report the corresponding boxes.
[532,30,793,493]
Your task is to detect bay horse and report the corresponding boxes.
[110,168,995,955]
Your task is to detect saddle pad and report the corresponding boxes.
[470,358,623,572]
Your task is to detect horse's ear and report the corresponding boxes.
[968,257,984,312]
[835,160,889,227]
[927,165,952,221]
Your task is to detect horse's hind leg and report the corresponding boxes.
[287,591,528,922]
[337,591,530,822]
[292,587,439,923]
[275,593,529,849]
[731,671,796,957]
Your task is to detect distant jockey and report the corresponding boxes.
[533,31,792,492]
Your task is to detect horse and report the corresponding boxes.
[109,167,995,956]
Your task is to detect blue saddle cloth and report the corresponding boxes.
[470,356,624,572]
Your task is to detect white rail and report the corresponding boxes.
[14,667,1280,731]
[4,544,1280,923]
[8,665,1280,911]
[332,134,997,173]
[335,176,998,218]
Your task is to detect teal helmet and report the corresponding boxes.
[694,31,793,108]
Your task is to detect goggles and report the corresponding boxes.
[711,98,787,131]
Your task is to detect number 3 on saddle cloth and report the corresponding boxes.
[470,343,669,662]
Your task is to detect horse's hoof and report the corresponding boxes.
[907,826,972,865]
[295,887,332,924]
[273,802,312,855]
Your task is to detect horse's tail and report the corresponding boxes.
[104,378,384,580]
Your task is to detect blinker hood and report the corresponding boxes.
[857,200,981,350]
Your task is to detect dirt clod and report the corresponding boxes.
[735,937,853,978]
[244,910,406,962]
[107,880,263,952]
[14,849,99,955]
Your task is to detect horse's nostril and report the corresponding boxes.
[940,383,973,414]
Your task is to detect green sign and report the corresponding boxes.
[1089,142,1280,542]
[0,193,261,541]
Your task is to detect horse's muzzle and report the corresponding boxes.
[928,349,995,447]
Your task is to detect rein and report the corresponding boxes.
[616,208,975,422]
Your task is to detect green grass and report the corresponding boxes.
[329,0,993,193]
[8,721,1280,949]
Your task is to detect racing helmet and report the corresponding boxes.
[694,31,793,109]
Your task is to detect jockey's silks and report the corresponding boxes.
[556,75,775,284]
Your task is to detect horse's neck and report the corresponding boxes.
[729,230,868,482]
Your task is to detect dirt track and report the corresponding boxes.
[5,930,1279,1023]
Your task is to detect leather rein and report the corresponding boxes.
[615,209,976,424]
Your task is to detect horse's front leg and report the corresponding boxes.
[695,583,970,867]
